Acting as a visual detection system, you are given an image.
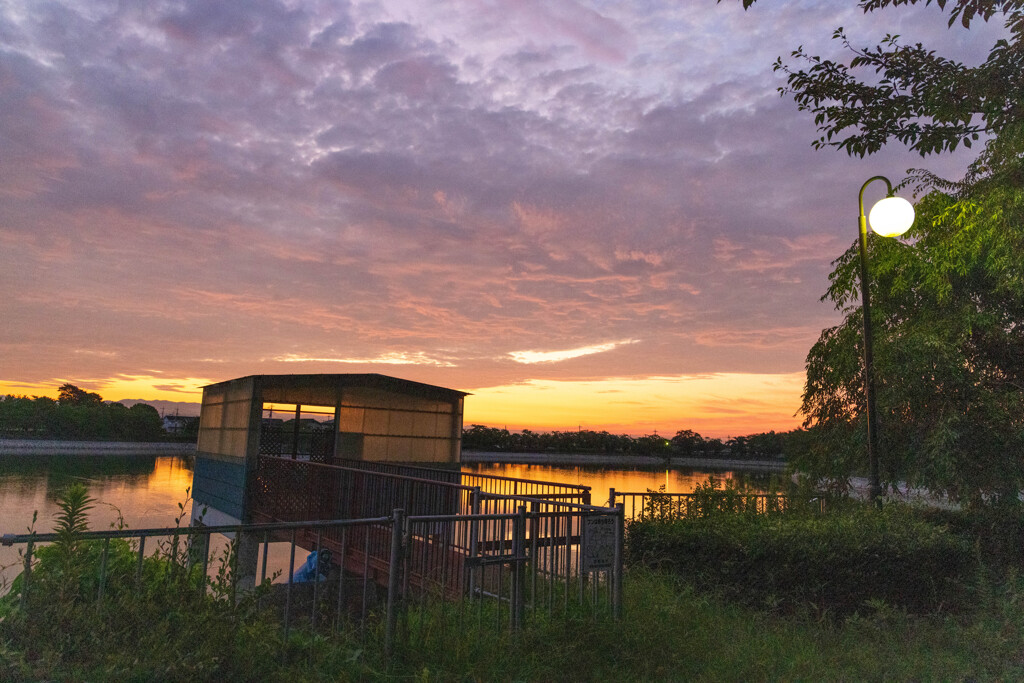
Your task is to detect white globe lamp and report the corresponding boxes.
[868,196,915,237]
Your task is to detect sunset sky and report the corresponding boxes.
[0,1,1000,437]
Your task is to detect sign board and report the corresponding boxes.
[582,515,616,572]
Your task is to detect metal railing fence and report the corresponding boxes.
[2,505,623,653]
[250,456,595,523]
[250,456,471,521]
[610,488,825,522]
[298,456,593,504]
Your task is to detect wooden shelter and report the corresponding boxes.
[193,374,467,523]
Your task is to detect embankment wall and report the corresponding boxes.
[0,439,197,456]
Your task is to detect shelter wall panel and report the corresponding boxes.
[226,379,254,402]
[202,403,224,430]
[363,409,390,434]
[341,388,438,412]
[340,388,389,409]
[436,413,453,437]
[400,437,436,462]
[220,428,248,458]
[203,386,226,405]
[397,395,437,412]
[336,407,365,433]
[389,410,414,436]
[363,435,387,460]
[198,429,220,453]
[411,412,437,438]
[224,400,251,429]
[388,436,413,461]
[433,439,451,461]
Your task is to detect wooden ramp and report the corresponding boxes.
[251,511,574,602]
[252,512,476,600]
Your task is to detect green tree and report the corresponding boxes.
[57,383,102,407]
[797,182,1024,504]
[727,0,1024,161]
[125,403,166,441]
[727,0,1024,503]
[670,429,704,456]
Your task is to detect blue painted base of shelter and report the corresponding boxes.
[193,455,247,520]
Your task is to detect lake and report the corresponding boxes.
[0,453,778,586]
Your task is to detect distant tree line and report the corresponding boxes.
[461,425,801,461]
[0,384,168,442]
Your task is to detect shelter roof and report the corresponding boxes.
[203,374,469,405]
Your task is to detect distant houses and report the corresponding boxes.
[162,414,199,436]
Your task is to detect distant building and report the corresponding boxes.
[162,414,199,435]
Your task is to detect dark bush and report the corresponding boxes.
[625,505,975,617]
[917,502,1024,574]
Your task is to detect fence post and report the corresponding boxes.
[136,536,146,587]
[20,538,34,611]
[97,538,109,605]
[608,487,616,508]
[511,505,526,630]
[385,508,405,657]
[468,487,481,598]
[529,499,539,609]
[612,502,624,621]
[235,529,259,597]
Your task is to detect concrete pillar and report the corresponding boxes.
[235,530,260,593]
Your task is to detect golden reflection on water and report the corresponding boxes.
[0,455,194,535]
[462,462,757,505]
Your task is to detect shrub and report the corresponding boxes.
[625,504,975,617]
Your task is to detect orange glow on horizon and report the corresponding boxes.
[0,376,209,404]
[2,371,805,439]
[464,373,804,439]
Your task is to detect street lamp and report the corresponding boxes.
[858,176,915,505]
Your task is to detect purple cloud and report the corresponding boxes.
[0,0,1002,424]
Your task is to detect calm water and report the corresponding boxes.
[0,453,776,585]
[462,462,774,506]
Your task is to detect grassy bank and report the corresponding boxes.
[4,567,1024,681]
[4,483,1024,680]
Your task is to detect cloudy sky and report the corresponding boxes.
[0,0,1001,436]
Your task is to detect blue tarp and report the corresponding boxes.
[292,550,331,582]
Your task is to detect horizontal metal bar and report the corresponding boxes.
[460,472,591,492]
[465,554,529,567]
[478,494,614,511]
[615,491,786,498]
[1,517,392,545]
[259,457,476,492]
[332,458,592,493]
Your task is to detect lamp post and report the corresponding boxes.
[857,176,915,505]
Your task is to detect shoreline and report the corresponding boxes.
[0,441,786,472]
[0,439,197,457]
[461,450,787,472]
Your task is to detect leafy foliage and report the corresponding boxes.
[626,503,975,617]
[462,423,799,460]
[0,485,279,680]
[0,385,168,441]
[640,477,793,521]
[727,0,1024,159]
[57,383,103,406]
[796,182,1024,503]
[725,0,1024,504]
